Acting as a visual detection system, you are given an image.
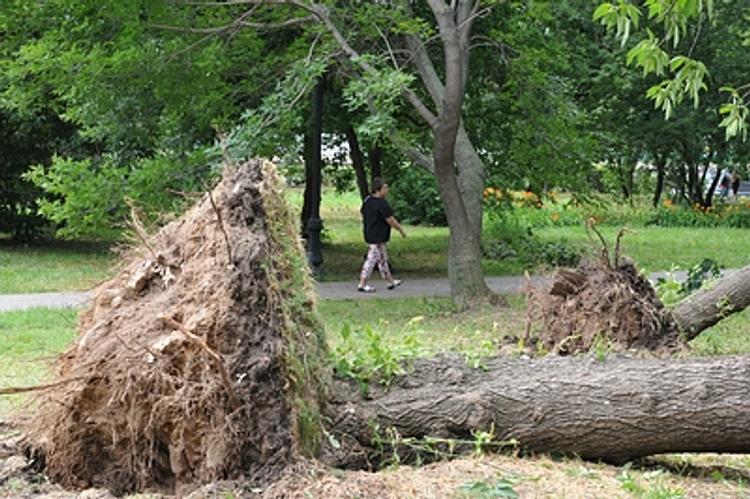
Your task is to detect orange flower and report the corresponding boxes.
[550,212,560,222]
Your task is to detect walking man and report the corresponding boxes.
[357,178,406,293]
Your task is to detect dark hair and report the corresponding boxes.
[371,177,387,194]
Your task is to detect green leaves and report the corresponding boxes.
[719,87,749,141]
[227,57,328,160]
[330,322,421,395]
[626,33,669,76]
[625,33,709,120]
[596,0,733,134]
[593,1,642,47]
[343,65,415,142]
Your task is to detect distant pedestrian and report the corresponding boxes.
[719,173,730,198]
[357,178,406,293]
[731,171,741,198]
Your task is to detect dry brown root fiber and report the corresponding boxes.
[527,259,682,356]
[25,159,329,496]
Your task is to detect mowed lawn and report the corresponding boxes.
[0,307,77,415]
[537,225,750,273]
[0,239,115,294]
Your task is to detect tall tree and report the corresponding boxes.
[192,1,524,306]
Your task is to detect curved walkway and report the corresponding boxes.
[0,270,699,312]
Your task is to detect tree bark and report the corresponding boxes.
[671,264,750,340]
[455,124,487,237]
[421,0,492,307]
[324,353,750,468]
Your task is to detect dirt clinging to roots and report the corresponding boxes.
[25,160,328,496]
[527,259,683,355]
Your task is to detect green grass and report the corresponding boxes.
[536,226,750,272]
[0,239,115,293]
[319,295,527,356]
[0,307,78,415]
[690,308,750,356]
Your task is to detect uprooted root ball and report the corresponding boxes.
[526,259,682,355]
[25,160,329,496]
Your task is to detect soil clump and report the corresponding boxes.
[527,258,682,355]
[23,160,328,496]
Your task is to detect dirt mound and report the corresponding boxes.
[24,160,329,496]
[527,259,682,355]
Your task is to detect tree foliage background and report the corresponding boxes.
[1,0,748,240]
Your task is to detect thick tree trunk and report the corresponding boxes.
[434,130,492,308]
[455,124,487,236]
[325,354,750,468]
[671,265,750,339]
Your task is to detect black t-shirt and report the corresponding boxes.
[361,196,394,244]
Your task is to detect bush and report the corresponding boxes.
[648,199,750,228]
[25,149,217,240]
[389,167,447,226]
[482,210,581,268]
[655,258,722,306]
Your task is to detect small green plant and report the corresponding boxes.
[655,269,683,306]
[716,296,736,317]
[472,424,496,457]
[590,332,613,363]
[464,339,497,370]
[682,258,721,294]
[370,423,517,470]
[330,322,421,394]
[457,475,520,499]
[656,258,722,305]
[617,465,684,499]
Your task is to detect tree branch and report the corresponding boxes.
[239,15,315,29]
[405,91,439,128]
[404,34,445,108]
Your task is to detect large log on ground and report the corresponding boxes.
[671,265,750,339]
[324,354,750,467]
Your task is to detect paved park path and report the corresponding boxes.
[0,270,699,312]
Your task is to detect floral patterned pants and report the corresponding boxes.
[359,243,392,282]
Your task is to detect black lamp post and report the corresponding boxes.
[306,77,325,275]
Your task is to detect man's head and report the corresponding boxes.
[371,177,389,197]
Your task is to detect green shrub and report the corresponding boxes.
[483,211,581,268]
[648,204,718,227]
[655,258,722,305]
[389,168,447,226]
[25,149,217,239]
[648,199,750,228]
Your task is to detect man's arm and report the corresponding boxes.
[385,216,406,238]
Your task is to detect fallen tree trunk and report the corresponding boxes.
[324,353,750,467]
[671,265,750,340]
[14,159,750,495]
